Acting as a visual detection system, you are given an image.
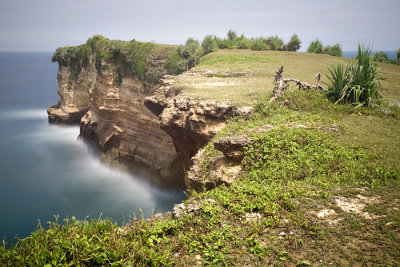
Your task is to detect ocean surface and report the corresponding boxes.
[0,52,186,243]
[343,50,397,59]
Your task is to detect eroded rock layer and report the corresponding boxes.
[48,39,184,186]
[144,96,253,188]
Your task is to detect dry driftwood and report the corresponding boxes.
[269,64,326,102]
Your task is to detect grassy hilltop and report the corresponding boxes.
[2,49,400,266]
[175,49,400,105]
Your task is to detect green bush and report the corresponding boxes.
[250,37,269,51]
[372,51,389,62]
[286,34,301,51]
[386,58,400,65]
[237,34,251,49]
[307,39,323,53]
[265,35,285,50]
[201,35,217,55]
[326,45,384,106]
[324,44,343,57]
[397,48,400,59]
[176,38,203,71]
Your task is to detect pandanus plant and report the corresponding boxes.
[326,45,384,106]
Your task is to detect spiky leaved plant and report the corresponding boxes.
[326,45,384,106]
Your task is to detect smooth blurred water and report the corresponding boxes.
[343,50,397,59]
[0,52,186,243]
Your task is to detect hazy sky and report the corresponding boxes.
[0,0,399,52]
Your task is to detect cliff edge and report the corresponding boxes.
[48,35,184,186]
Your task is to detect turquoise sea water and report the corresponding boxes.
[0,52,186,243]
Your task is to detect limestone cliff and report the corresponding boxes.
[48,35,253,189]
[144,91,253,188]
[48,36,183,186]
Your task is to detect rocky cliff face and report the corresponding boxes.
[48,36,253,189]
[48,39,184,187]
[145,93,253,188]
[47,63,94,123]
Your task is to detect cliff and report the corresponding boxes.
[47,35,255,188]
[48,36,184,186]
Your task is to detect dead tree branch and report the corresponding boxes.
[269,65,326,102]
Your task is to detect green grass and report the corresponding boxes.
[171,49,400,105]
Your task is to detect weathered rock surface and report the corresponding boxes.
[145,96,253,175]
[48,51,184,186]
[185,148,243,191]
[214,135,253,162]
[47,62,94,123]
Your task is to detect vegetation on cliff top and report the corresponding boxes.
[171,48,400,106]
[51,35,176,81]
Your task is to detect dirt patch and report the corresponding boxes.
[334,195,381,219]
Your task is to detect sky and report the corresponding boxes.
[0,0,399,52]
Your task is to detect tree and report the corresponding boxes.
[266,35,285,50]
[286,34,301,51]
[307,39,323,54]
[201,35,217,55]
[324,44,343,57]
[227,30,238,41]
[397,48,400,59]
[250,37,268,51]
[176,38,203,71]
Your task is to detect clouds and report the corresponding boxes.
[0,0,399,51]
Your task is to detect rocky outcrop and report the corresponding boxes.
[49,37,255,189]
[185,148,243,191]
[48,41,184,187]
[144,96,253,172]
[47,63,94,123]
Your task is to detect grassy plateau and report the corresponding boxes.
[1,49,400,266]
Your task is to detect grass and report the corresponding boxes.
[2,49,400,265]
[171,49,400,105]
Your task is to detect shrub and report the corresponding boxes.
[176,38,203,71]
[250,37,269,51]
[201,35,217,55]
[237,34,251,49]
[286,34,301,51]
[397,48,400,59]
[326,45,384,106]
[324,44,343,57]
[387,58,400,65]
[215,37,229,49]
[372,51,389,62]
[307,39,323,54]
[265,35,285,50]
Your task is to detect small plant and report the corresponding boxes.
[326,45,384,106]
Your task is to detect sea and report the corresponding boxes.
[0,52,186,243]
[343,50,397,59]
